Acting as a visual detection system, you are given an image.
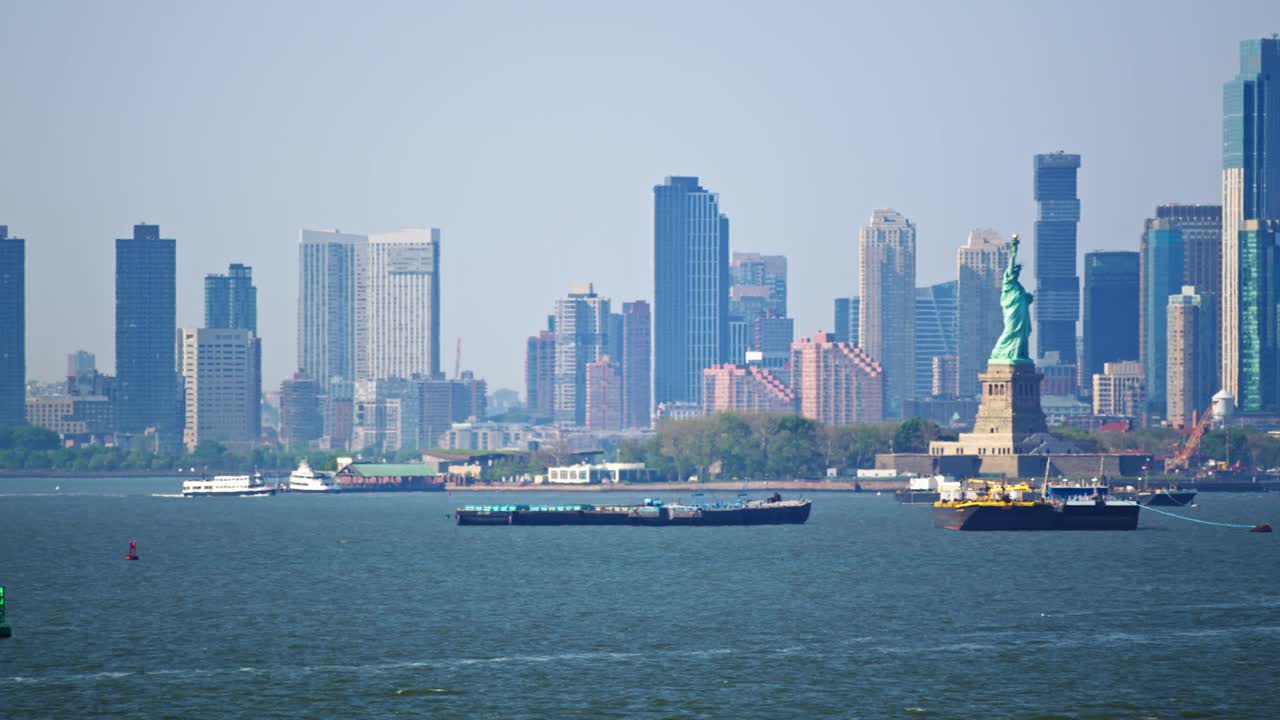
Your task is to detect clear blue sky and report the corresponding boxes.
[1,1,1277,391]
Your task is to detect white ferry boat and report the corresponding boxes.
[288,459,340,493]
[181,473,276,497]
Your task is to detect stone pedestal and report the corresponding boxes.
[929,361,1049,458]
[971,362,1048,437]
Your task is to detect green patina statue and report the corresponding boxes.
[989,233,1034,364]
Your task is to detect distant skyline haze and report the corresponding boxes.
[2,1,1277,390]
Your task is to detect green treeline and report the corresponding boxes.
[616,413,957,482]
[0,426,343,473]
[6,414,1280,477]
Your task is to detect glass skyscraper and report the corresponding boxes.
[115,224,180,440]
[1033,152,1082,366]
[654,176,729,406]
[205,263,257,333]
[913,281,957,399]
[1143,224,1184,417]
[0,226,24,427]
[859,210,916,417]
[1222,38,1280,404]
[1082,251,1139,385]
[1237,220,1279,412]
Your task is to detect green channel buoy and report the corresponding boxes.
[0,585,11,638]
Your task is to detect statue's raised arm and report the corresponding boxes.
[988,233,1034,364]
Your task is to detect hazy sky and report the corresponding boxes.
[2,1,1277,391]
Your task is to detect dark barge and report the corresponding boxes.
[455,497,811,526]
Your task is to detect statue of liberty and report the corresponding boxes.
[989,234,1034,364]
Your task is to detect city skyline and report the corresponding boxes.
[2,4,1277,392]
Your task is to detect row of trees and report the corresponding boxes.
[615,413,957,482]
[0,426,345,473]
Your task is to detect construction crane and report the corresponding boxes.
[1167,405,1215,473]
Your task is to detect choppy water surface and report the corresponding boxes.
[1,477,1278,719]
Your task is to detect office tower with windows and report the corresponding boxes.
[914,281,957,400]
[859,209,916,417]
[1222,38,1280,403]
[957,230,1008,398]
[0,227,23,427]
[1033,152,1082,364]
[1167,287,1219,429]
[205,263,257,332]
[654,176,729,406]
[298,229,364,391]
[1082,251,1140,387]
[115,224,180,439]
[553,283,610,425]
[621,300,651,428]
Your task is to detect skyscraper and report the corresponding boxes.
[1222,38,1280,404]
[833,297,859,345]
[553,283,610,425]
[525,329,556,421]
[956,230,1008,398]
[585,356,623,431]
[0,227,23,427]
[621,300,651,428]
[1139,205,1221,396]
[1143,222,1184,417]
[1237,220,1279,412]
[858,209,916,417]
[790,332,883,424]
[1082,251,1140,384]
[914,281,958,400]
[358,228,441,381]
[1167,287,1218,429]
[205,263,257,333]
[115,224,179,439]
[654,176,729,406]
[279,371,323,449]
[298,229,363,391]
[1033,152,1082,365]
[179,327,262,451]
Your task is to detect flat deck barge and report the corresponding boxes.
[455,497,811,526]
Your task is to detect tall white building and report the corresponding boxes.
[180,328,262,451]
[357,228,442,382]
[956,230,1009,397]
[859,209,916,418]
[298,227,442,385]
[297,229,364,391]
[554,283,610,426]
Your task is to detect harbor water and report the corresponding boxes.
[1,477,1278,719]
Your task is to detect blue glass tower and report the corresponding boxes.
[1222,38,1280,405]
[1143,225,1184,416]
[0,227,24,427]
[654,176,729,406]
[204,263,257,333]
[1082,251,1139,384]
[115,224,180,440]
[1033,152,1082,367]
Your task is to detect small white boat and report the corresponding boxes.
[288,459,340,493]
[181,474,275,498]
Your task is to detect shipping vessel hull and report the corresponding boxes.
[456,501,811,527]
[934,502,1139,531]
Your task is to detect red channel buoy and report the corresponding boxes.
[125,540,139,560]
[1249,524,1272,533]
